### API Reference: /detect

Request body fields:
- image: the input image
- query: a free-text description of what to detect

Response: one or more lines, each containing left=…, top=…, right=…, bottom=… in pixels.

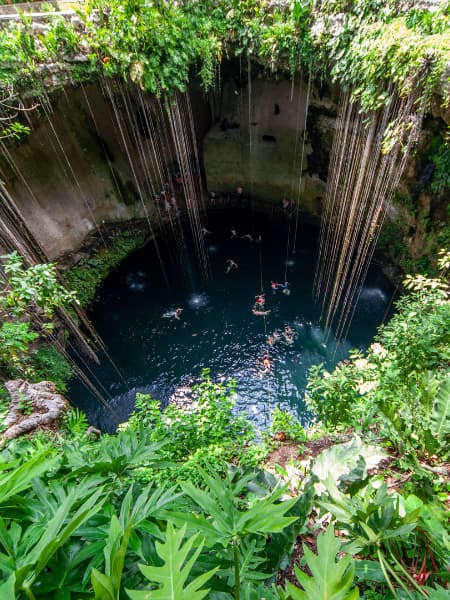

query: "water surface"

left=70, top=208, right=394, bottom=431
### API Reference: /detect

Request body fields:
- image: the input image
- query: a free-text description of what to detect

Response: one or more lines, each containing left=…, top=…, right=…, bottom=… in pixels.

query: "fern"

left=126, top=522, right=217, bottom=600
left=285, top=526, right=359, bottom=600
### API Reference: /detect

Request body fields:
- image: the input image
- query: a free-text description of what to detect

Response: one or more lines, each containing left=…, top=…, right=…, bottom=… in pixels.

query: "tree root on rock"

left=1, top=379, right=69, bottom=441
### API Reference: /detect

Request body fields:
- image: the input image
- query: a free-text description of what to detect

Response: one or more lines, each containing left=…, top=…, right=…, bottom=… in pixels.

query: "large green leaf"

left=126, top=522, right=217, bottom=600
left=180, top=467, right=298, bottom=545
left=285, top=526, right=359, bottom=600
left=0, top=450, right=58, bottom=506
left=431, top=375, right=450, bottom=441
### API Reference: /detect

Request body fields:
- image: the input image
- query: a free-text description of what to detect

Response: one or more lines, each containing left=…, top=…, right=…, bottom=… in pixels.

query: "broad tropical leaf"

left=285, top=526, right=359, bottom=600
left=431, top=375, right=450, bottom=441
left=126, top=522, right=217, bottom=600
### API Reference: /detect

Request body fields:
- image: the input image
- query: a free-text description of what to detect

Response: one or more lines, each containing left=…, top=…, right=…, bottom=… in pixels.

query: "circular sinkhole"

left=69, top=207, right=394, bottom=432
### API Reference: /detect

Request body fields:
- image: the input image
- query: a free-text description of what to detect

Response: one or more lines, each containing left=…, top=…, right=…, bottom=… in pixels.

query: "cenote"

left=69, top=206, right=394, bottom=432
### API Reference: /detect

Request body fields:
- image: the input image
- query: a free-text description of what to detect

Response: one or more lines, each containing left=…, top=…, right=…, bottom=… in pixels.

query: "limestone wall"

left=0, top=83, right=210, bottom=259
left=203, top=76, right=334, bottom=214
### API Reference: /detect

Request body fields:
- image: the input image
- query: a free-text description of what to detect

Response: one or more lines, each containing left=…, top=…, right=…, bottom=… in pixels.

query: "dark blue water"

left=70, top=208, right=394, bottom=432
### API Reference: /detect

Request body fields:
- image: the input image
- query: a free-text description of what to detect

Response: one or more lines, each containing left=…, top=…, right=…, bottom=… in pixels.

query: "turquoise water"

left=70, top=207, right=394, bottom=432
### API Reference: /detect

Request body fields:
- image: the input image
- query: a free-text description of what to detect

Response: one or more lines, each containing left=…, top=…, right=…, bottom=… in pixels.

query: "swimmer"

left=252, top=308, right=271, bottom=316
left=254, top=294, right=265, bottom=306
left=266, top=336, right=274, bottom=346
left=226, top=259, right=238, bottom=274
left=282, top=324, right=294, bottom=344
left=262, top=356, right=271, bottom=372
left=282, top=333, right=294, bottom=346
left=241, top=234, right=253, bottom=242
left=162, top=307, right=183, bottom=320
left=230, top=228, right=238, bottom=239
left=281, top=281, right=291, bottom=295
left=271, top=281, right=279, bottom=294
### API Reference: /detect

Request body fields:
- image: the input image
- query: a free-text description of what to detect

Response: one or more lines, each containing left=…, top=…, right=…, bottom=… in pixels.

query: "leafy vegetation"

left=0, top=252, right=75, bottom=386
left=65, top=228, right=148, bottom=306
left=0, top=2, right=448, bottom=598
left=0, top=1, right=447, bottom=115
left=0, top=365, right=448, bottom=598
left=307, top=251, right=450, bottom=463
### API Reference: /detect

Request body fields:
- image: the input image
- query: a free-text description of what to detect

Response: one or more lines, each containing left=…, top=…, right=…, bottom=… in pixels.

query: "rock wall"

left=203, top=74, right=335, bottom=213
left=0, top=82, right=210, bottom=259
left=0, top=69, right=446, bottom=273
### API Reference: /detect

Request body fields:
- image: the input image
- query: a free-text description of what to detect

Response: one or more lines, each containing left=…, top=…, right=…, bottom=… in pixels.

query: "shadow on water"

left=69, top=208, right=396, bottom=432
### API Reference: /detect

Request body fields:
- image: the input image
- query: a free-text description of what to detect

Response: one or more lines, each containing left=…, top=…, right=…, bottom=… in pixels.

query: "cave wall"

left=0, top=83, right=211, bottom=260
left=0, top=69, right=447, bottom=272
left=202, top=75, right=335, bottom=213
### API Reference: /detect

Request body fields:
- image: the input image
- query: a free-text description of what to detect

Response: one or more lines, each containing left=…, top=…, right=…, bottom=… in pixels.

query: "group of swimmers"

left=271, top=280, right=290, bottom=295
left=266, top=325, right=295, bottom=346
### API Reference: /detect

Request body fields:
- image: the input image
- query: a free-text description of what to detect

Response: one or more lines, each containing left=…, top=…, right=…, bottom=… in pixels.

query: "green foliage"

left=173, top=466, right=299, bottom=599
left=0, top=0, right=446, bottom=126
left=316, top=2, right=450, bottom=112
left=317, top=476, right=450, bottom=597
left=29, top=345, right=73, bottom=391
left=0, top=122, right=31, bottom=141
left=0, top=253, right=75, bottom=388
left=307, top=262, right=450, bottom=461
left=65, top=229, right=148, bottom=306
left=126, top=522, right=217, bottom=600
left=430, top=134, right=450, bottom=193
left=126, top=370, right=265, bottom=484
left=1, top=251, right=77, bottom=318
left=269, top=407, right=306, bottom=443
left=285, top=526, right=360, bottom=600
left=62, top=407, right=89, bottom=437
left=0, top=321, right=38, bottom=372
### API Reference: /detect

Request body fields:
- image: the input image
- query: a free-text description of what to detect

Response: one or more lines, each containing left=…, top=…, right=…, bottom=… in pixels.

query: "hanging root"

left=1, top=379, right=69, bottom=442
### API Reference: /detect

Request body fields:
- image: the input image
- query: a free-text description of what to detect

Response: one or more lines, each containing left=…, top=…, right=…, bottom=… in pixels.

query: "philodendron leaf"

left=126, top=522, right=217, bottom=600
left=431, top=375, right=450, bottom=441
left=285, top=526, right=360, bottom=600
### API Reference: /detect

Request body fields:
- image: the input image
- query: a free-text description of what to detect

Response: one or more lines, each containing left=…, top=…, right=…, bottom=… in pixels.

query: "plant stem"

left=377, top=548, right=400, bottom=600
left=233, top=538, right=240, bottom=600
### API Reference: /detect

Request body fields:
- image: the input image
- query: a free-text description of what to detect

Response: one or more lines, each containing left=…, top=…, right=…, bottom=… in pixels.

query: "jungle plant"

left=0, top=321, right=38, bottom=373
left=430, top=133, right=450, bottom=194
left=269, top=407, right=306, bottom=443
left=126, top=370, right=261, bottom=484
left=0, top=253, right=79, bottom=384
left=318, top=477, right=449, bottom=599
left=91, top=486, right=184, bottom=600
left=170, top=466, right=299, bottom=599
left=306, top=253, right=450, bottom=461
left=126, top=523, right=218, bottom=600
left=285, top=525, right=360, bottom=600
left=0, top=252, right=77, bottom=318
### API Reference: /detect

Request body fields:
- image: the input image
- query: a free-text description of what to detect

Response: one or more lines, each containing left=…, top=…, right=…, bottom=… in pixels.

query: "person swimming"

left=226, top=259, right=238, bottom=274
left=262, top=356, right=271, bottom=372
left=282, top=324, right=295, bottom=345
left=281, top=281, right=291, bottom=295
left=253, top=294, right=265, bottom=310
left=162, top=307, right=183, bottom=320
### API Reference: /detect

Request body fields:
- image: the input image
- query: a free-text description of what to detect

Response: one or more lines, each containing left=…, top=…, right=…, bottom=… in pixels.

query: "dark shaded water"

left=69, top=208, right=394, bottom=432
